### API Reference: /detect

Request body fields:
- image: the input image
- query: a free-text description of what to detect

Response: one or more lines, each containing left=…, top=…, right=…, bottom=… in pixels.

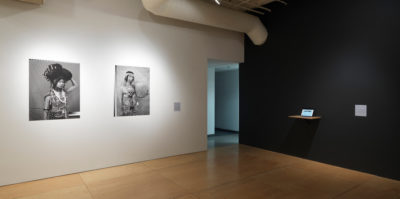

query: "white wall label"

left=355, top=105, right=367, bottom=117
left=174, top=102, right=181, bottom=112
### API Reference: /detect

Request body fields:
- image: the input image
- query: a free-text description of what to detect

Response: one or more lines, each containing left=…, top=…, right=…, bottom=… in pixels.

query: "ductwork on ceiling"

left=141, top=0, right=268, bottom=45
left=15, top=0, right=43, bottom=4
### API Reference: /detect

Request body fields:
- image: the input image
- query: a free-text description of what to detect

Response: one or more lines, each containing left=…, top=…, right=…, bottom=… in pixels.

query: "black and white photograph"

left=29, top=59, right=80, bottom=121
left=114, top=65, right=150, bottom=116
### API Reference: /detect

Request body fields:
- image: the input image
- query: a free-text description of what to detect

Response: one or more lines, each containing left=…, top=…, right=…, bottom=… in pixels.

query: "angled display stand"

left=288, top=115, right=321, bottom=120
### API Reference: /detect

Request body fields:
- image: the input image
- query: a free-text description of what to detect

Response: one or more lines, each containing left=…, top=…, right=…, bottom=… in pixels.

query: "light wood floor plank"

left=14, top=185, right=92, bottom=199
left=79, top=162, right=152, bottom=185
left=83, top=171, right=188, bottom=199
left=143, top=152, right=206, bottom=170
left=175, top=194, right=200, bottom=199
left=0, top=174, right=84, bottom=199
left=155, top=160, right=241, bottom=193
left=336, top=176, right=400, bottom=199
left=1, top=144, right=399, bottom=199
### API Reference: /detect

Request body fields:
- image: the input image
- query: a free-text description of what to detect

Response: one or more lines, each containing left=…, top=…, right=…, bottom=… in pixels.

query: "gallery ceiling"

left=202, top=0, right=287, bottom=15
left=14, top=0, right=286, bottom=16
left=209, top=59, right=239, bottom=72
left=14, top=0, right=285, bottom=45
left=16, top=0, right=43, bottom=4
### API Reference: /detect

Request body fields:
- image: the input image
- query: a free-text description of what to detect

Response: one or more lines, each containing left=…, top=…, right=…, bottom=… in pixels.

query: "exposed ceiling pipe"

left=141, top=0, right=268, bottom=45
left=15, top=0, right=43, bottom=5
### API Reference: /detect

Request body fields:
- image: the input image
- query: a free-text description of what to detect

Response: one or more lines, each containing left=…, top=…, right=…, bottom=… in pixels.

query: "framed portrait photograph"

left=114, top=65, right=150, bottom=116
left=29, top=59, right=80, bottom=121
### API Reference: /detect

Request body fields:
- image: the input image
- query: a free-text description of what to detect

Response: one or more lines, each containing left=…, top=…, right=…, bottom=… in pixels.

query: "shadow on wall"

left=280, top=119, right=320, bottom=158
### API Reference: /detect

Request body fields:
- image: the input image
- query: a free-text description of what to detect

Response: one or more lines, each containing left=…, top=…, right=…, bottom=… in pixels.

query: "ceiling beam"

left=16, top=0, right=43, bottom=5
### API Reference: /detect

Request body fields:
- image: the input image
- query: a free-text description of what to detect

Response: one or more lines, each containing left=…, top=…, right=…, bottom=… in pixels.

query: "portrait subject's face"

left=127, top=75, right=134, bottom=82
left=56, top=79, right=65, bottom=89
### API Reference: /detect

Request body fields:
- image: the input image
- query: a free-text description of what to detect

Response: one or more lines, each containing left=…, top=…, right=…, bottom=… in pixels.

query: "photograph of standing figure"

left=29, top=59, right=80, bottom=121
left=114, top=65, right=150, bottom=116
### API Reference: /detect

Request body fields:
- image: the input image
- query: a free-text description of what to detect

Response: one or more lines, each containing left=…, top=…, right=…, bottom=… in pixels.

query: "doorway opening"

left=207, top=59, right=239, bottom=149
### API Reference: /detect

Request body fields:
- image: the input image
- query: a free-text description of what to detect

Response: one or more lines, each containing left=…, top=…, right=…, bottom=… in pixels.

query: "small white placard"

left=174, top=102, right=181, bottom=112
left=355, top=105, right=367, bottom=117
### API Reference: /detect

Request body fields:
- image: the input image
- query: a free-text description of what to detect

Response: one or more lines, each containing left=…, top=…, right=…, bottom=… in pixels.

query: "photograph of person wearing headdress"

left=114, top=65, right=150, bottom=116
left=29, top=59, right=80, bottom=121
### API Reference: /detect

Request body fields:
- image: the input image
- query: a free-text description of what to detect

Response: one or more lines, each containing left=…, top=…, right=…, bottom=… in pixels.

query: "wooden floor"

left=1, top=144, right=399, bottom=199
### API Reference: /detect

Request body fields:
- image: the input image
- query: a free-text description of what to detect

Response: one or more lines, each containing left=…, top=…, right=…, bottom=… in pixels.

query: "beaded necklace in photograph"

left=52, top=89, right=67, bottom=104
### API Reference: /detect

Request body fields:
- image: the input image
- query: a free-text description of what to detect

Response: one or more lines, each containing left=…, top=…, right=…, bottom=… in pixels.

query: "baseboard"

left=215, top=128, right=239, bottom=133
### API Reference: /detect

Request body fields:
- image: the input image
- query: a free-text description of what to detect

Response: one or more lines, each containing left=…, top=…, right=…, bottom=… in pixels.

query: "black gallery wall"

left=240, top=0, right=400, bottom=180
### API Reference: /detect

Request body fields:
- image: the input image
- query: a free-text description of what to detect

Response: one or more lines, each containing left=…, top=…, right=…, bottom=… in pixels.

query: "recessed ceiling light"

left=214, top=0, right=221, bottom=5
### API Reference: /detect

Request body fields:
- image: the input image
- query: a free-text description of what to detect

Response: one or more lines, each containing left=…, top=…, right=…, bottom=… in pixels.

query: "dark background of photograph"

left=29, top=59, right=80, bottom=121
left=114, top=65, right=150, bottom=116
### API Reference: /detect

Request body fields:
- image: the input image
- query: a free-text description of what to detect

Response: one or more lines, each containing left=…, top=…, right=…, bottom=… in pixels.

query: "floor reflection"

left=208, top=130, right=238, bottom=149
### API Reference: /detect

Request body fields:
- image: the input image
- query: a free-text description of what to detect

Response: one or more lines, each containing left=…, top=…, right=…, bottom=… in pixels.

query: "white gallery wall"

left=0, top=0, right=244, bottom=186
